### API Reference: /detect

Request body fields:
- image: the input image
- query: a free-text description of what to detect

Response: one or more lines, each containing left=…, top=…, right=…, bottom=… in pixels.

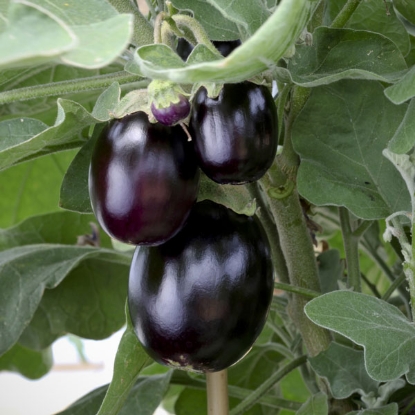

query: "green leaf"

left=170, top=0, right=239, bottom=41
left=385, top=66, right=415, bottom=104
left=23, top=0, right=133, bottom=69
left=388, top=98, right=415, bottom=154
left=0, top=99, right=97, bottom=171
left=293, top=80, right=410, bottom=220
left=394, top=0, right=415, bottom=26
left=296, top=393, right=328, bottom=415
left=57, top=373, right=172, bottom=415
left=198, top=173, right=254, bottom=215
left=60, top=15, right=133, bottom=69
left=0, top=3, right=76, bottom=70
left=317, top=249, right=343, bottom=293
left=309, top=343, right=379, bottom=399
left=135, top=0, right=312, bottom=83
left=0, top=151, right=77, bottom=228
left=0, top=117, right=48, bottom=151
left=19, top=256, right=130, bottom=349
left=346, top=0, right=410, bottom=56
left=0, top=244, right=129, bottom=356
left=59, top=136, right=96, bottom=214
left=97, top=303, right=152, bottom=415
left=0, top=210, right=112, bottom=250
left=347, top=403, right=399, bottom=415
left=206, top=0, right=270, bottom=36
left=91, top=82, right=121, bottom=121
left=304, top=291, right=415, bottom=384
left=276, top=27, right=407, bottom=87
left=0, top=342, right=52, bottom=379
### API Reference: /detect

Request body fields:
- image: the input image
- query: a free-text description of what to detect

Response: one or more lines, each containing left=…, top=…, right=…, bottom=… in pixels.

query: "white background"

left=0, top=331, right=168, bottom=415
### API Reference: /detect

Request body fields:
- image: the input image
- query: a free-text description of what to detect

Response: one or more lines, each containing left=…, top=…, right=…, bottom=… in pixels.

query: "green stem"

left=171, top=14, right=219, bottom=55
left=107, top=0, right=153, bottom=46
left=246, top=182, right=290, bottom=284
left=330, top=0, right=360, bottom=29
left=229, top=355, right=308, bottom=415
left=170, top=371, right=302, bottom=411
left=352, top=220, right=373, bottom=238
left=382, top=273, right=407, bottom=301
left=265, top=321, right=293, bottom=349
left=0, top=72, right=146, bottom=105
left=274, top=282, right=320, bottom=299
left=339, top=207, right=361, bottom=292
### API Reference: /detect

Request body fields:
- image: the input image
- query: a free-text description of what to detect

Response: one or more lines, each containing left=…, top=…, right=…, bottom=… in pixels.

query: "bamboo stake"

left=206, top=370, right=229, bottom=415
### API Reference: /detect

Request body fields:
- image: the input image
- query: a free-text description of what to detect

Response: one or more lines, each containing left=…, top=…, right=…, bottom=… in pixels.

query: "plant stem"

left=339, top=207, right=361, bottom=292
left=330, top=0, right=360, bottom=29
left=0, top=72, right=147, bottom=105
left=382, top=273, right=406, bottom=301
left=274, top=281, right=320, bottom=299
left=107, top=0, right=153, bottom=46
left=229, top=355, right=307, bottom=415
left=206, top=370, right=229, bottom=415
left=246, top=182, right=290, bottom=284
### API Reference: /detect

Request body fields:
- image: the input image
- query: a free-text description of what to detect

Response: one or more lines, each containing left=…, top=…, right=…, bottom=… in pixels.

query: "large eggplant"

left=128, top=200, right=274, bottom=372
left=88, top=111, right=200, bottom=245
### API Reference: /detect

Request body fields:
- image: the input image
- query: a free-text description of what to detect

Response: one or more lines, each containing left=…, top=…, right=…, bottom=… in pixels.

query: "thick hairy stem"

left=246, top=182, right=290, bottom=284
left=0, top=72, right=147, bottom=104
left=108, top=0, right=153, bottom=46
left=330, top=0, right=360, bottom=29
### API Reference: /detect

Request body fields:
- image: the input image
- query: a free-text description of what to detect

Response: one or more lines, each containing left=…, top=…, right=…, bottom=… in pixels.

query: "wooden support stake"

left=206, top=369, right=229, bottom=415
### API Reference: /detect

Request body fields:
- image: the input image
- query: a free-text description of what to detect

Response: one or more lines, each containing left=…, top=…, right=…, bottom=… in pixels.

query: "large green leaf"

left=0, top=244, right=129, bottom=356
left=296, top=393, right=328, bottom=415
left=385, top=66, right=415, bottom=104
left=206, top=0, right=270, bottom=36
left=0, top=99, right=96, bottom=171
left=170, top=0, right=239, bottom=41
left=292, top=80, right=410, bottom=220
left=0, top=0, right=133, bottom=70
left=388, top=98, right=415, bottom=154
left=305, top=291, right=415, bottom=384
left=134, top=0, right=312, bottom=83
left=309, top=343, right=379, bottom=399
left=0, top=342, right=52, bottom=379
left=0, top=3, right=76, bottom=70
left=348, top=403, right=399, bottom=415
left=0, top=210, right=111, bottom=250
left=276, top=27, right=407, bottom=87
left=346, top=0, right=410, bottom=56
left=0, top=150, right=77, bottom=228
left=19, top=256, right=130, bottom=349
left=57, top=373, right=172, bottom=415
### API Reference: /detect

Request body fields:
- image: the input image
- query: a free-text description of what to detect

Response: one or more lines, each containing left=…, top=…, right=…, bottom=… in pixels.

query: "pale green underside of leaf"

left=385, top=65, right=415, bottom=104
left=388, top=98, right=415, bottom=154
left=134, top=0, right=312, bottom=83
left=309, top=343, right=379, bottom=399
left=170, top=0, right=240, bottom=41
left=347, top=403, right=398, bottom=415
left=296, top=392, right=328, bottom=415
left=0, top=0, right=133, bottom=70
left=276, top=27, right=407, bottom=87
left=293, top=80, right=410, bottom=220
left=305, top=291, right=415, bottom=384
left=0, top=243, right=130, bottom=356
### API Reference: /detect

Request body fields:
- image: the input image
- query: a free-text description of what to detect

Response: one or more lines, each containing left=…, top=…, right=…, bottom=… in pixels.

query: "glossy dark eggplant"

left=88, top=111, right=200, bottom=245
left=128, top=200, right=274, bottom=373
left=190, top=81, right=278, bottom=184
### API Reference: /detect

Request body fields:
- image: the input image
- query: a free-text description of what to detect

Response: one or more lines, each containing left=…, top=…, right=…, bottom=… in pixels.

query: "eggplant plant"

left=1, top=0, right=415, bottom=415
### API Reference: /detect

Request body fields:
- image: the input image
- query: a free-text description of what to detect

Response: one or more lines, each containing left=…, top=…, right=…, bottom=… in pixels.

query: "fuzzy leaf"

left=293, top=80, right=410, bottom=220
left=305, top=291, right=415, bottom=384
left=309, top=343, right=379, bottom=399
